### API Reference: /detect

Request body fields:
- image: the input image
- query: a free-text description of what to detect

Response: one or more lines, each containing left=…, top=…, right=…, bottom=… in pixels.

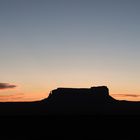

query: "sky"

left=0, top=0, right=140, bottom=101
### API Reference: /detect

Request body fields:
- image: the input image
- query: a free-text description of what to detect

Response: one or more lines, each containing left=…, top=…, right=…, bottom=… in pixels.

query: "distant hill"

left=42, top=86, right=117, bottom=115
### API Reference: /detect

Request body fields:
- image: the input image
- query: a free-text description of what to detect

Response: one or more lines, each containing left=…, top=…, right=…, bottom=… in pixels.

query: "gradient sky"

left=0, top=0, right=140, bottom=101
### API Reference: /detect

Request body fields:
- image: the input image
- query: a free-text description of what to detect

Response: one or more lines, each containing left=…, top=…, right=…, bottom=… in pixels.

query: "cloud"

left=113, top=94, right=140, bottom=98
left=0, top=93, right=41, bottom=102
left=0, top=93, right=24, bottom=102
left=0, top=83, right=17, bottom=90
left=111, top=94, right=140, bottom=101
left=121, top=94, right=140, bottom=97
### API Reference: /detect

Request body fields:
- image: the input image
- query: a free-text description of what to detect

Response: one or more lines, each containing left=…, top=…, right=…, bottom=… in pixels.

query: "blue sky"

left=0, top=0, right=140, bottom=101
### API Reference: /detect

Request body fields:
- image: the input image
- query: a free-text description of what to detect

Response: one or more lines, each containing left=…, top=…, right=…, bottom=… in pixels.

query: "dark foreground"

left=1, top=115, right=140, bottom=139
left=1, top=86, right=140, bottom=139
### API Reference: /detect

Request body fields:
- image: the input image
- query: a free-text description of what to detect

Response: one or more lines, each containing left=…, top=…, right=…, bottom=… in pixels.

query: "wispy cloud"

left=111, top=93, right=140, bottom=101
left=121, top=94, right=140, bottom=97
left=112, top=94, right=140, bottom=98
left=0, top=93, right=24, bottom=102
left=0, top=83, right=17, bottom=90
left=0, top=93, right=44, bottom=102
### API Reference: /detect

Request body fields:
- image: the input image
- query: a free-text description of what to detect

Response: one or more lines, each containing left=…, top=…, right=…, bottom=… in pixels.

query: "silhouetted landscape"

left=1, top=86, right=140, bottom=140
left=1, top=86, right=140, bottom=116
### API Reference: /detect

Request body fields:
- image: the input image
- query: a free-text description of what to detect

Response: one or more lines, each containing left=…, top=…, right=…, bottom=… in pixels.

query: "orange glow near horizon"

left=0, top=93, right=140, bottom=102
left=0, top=84, right=140, bottom=102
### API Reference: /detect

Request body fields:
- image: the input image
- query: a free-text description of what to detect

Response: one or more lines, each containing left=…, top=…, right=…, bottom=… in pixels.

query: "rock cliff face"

left=44, top=86, right=117, bottom=114
left=47, top=86, right=115, bottom=102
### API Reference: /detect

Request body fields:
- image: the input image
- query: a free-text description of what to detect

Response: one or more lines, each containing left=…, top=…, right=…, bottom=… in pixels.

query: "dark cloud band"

left=112, top=94, right=140, bottom=98
left=0, top=83, right=17, bottom=89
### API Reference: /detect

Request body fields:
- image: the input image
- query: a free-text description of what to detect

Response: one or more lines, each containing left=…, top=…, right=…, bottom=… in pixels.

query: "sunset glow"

left=0, top=0, right=140, bottom=102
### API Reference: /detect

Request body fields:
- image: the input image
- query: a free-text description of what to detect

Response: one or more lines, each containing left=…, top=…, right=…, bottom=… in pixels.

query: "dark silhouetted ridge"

left=42, top=86, right=118, bottom=115
left=1, top=86, right=140, bottom=116
left=45, top=86, right=114, bottom=102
